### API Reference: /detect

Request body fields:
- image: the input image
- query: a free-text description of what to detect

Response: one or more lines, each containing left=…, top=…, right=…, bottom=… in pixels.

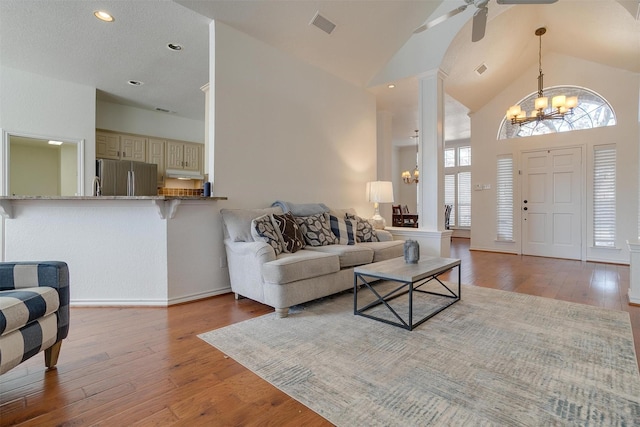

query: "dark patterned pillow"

left=346, top=213, right=379, bottom=242
left=329, top=215, right=357, bottom=245
left=295, top=213, right=339, bottom=246
left=272, top=212, right=305, bottom=253
left=251, top=214, right=284, bottom=255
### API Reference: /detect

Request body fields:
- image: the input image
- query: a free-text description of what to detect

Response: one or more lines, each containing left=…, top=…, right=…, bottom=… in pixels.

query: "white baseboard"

left=70, top=287, right=233, bottom=307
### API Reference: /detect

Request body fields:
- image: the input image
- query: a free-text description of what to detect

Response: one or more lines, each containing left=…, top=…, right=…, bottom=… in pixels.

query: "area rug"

left=199, top=284, right=640, bottom=426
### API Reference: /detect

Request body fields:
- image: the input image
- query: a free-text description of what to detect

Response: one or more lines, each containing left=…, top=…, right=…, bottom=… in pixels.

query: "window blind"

left=458, top=171, right=471, bottom=227
left=593, top=146, right=616, bottom=247
left=496, top=155, right=514, bottom=241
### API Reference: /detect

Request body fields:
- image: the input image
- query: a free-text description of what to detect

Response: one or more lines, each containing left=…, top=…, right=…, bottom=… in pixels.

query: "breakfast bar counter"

left=0, top=195, right=232, bottom=307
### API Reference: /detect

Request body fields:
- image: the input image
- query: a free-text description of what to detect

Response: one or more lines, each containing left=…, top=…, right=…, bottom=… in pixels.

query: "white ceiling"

left=1, top=0, right=638, bottom=145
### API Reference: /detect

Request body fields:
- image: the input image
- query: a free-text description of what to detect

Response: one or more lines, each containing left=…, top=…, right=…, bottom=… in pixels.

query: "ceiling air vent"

left=475, top=63, right=488, bottom=76
left=310, top=11, right=336, bottom=35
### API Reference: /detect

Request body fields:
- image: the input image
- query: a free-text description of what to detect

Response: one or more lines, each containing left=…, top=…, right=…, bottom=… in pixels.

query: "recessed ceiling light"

left=388, top=84, right=396, bottom=89
left=94, top=10, right=114, bottom=22
left=127, top=80, right=143, bottom=86
left=48, top=140, right=63, bottom=145
left=167, top=43, right=183, bottom=51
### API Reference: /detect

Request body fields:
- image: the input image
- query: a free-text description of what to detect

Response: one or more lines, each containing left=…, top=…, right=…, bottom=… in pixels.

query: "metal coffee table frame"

left=353, top=256, right=461, bottom=331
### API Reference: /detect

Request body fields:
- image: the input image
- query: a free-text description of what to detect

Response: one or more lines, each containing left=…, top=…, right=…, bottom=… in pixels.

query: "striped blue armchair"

left=0, top=261, right=70, bottom=375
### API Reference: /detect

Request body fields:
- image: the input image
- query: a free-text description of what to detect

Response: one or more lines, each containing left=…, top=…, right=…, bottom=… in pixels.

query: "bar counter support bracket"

left=153, top=199, right=181, bottom=220
left=0, top=200, right=13, bottom=219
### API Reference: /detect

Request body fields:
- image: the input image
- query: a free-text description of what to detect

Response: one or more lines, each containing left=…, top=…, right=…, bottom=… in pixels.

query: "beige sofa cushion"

left=221, top=207, right=283, bottom=242
left=305, top=245, right=374, bottom=268
left=358, top=240, right=404, bottom=263
left=262, top=250, right=340, bottom=285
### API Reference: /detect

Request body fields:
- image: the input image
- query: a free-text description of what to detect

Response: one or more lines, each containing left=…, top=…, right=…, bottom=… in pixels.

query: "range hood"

left=165, top=169, right=204, bottom=180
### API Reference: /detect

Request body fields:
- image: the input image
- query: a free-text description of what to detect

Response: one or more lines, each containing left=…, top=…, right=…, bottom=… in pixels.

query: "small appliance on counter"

left=96, top=159, right=158, bottom=196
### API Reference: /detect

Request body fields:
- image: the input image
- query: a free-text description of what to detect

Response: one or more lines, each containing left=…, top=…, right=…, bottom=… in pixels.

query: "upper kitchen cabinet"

left=147, top=138, right=166, bottom=186
left=167, top=141, right=201, bottom=172
left=96, top=130, right=146, bottom=161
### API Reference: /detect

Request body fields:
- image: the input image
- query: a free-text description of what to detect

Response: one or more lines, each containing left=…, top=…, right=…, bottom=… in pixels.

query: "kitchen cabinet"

left=96, top=131, right=146, bottom=161
left=166, top=141, right=201, bottom=172
left=147, top=138, right=166, bottom=186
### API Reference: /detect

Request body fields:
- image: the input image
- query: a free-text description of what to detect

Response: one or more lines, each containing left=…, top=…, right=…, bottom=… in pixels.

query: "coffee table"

left=353, top=256, right=461, bottom=330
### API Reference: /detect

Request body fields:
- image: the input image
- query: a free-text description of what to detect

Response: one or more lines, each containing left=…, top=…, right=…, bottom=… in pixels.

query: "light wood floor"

left=2, top=239, right=638, bottom=426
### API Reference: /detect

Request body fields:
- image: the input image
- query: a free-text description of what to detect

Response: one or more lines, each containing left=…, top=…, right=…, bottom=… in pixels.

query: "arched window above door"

left=498, top=86, right=616, bottom=140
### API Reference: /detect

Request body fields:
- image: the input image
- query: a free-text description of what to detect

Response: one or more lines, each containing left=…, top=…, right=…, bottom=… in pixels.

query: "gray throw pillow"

left=251, top=214, right=284, bottom=255
left=295, top=213, right=339, bottom=246
left=346, top=213, right=379, bottom=242
left=272, top=212, right=305, bottom=253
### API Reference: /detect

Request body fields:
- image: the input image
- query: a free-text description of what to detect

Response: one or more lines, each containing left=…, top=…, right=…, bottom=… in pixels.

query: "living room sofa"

left=221, top=202, right=404, bottom=317
left=0, top=261, right=70, bottom=375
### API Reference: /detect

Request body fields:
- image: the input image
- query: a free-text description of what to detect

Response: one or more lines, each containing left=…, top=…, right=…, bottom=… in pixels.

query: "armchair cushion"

left=0, top=261, right=69, bottom=375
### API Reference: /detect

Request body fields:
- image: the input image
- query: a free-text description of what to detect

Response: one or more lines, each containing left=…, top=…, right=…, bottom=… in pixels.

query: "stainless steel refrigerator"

left=96, top=159, right=158, bottom=196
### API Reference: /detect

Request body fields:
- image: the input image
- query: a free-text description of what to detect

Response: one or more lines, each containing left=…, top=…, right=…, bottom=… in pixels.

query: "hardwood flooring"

left=1, top=238, right=638, bottom=426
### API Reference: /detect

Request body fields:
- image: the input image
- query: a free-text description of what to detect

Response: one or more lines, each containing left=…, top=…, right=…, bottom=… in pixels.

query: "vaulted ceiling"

left=1, top=0, right=638, bottom=145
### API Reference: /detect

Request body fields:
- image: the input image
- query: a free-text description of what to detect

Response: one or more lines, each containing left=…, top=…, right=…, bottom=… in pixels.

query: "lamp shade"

left=367, top=181, right=394, bottom=204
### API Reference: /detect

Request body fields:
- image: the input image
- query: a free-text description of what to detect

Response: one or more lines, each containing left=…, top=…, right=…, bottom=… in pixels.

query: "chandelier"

left=401, top=130, right=419, bottom=184
left=506, top=27, right=577, bottom=126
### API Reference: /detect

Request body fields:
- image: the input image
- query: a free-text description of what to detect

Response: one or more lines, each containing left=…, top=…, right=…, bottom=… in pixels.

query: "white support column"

left=628, top=241, right=640, bottom=305
left=418, top=69, right=446, bottom=232
left=387, top=69, right=453, bottom=258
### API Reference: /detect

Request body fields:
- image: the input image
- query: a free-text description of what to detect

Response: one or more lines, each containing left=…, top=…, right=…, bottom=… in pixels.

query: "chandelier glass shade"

left=506, top=27, right=577, bottom=126
left=402, top=130, right=419, bottom=184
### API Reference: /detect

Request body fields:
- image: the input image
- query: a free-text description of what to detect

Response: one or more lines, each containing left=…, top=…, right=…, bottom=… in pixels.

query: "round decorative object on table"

left=404, top=240, right=420, bottom=264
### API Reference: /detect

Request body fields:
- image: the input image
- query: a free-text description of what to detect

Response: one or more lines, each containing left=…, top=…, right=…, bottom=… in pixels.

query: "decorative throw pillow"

left=346, top=213, right=379, bottom=243
left=295, top=213, right=339, bottom=246
left=271, top=212, right=305, bottom=253
left=251, top=214, right=284, bottom=255
left=329, top=214, right=357, bottom=245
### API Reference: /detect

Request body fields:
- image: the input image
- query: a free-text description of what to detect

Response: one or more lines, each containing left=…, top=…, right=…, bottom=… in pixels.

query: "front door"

left=521, top=147, right=582, bottom=260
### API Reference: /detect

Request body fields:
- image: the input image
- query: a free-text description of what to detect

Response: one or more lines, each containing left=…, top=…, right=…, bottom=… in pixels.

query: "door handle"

left=523, top=200, right=528, bottom=204
left=523, top=207, right=528, bottom=211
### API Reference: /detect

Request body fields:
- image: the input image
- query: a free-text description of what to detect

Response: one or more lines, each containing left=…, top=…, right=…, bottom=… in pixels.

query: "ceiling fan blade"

left=414, top=4, right=468, bottom=34
left=471, top=6, right=488, bottom=42
left=496, top=0, right=557, bottom=4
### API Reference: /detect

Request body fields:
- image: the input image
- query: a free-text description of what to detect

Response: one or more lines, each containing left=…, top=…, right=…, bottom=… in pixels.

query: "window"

left=496, top=155, right=514, bottom=241
left=444, top=145, right=471, bottom=228
left=593, top=145, right=616, bottom=248
left=498, top=86, right=616, bottom=140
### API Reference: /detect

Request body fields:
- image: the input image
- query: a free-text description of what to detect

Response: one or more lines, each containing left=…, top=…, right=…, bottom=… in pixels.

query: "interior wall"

left=96, top=100, right=205, bottom=144
left=0, top=66, right=95, bottom=195
left=212, top=21, right=377, bottom=214
left=9, top=143, right=59, bottom=196
left=470, top=53, right=639, bottom=264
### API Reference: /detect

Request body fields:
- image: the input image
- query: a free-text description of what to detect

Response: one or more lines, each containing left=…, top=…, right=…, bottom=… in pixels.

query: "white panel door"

left=521, top=147, right=582, bottom=259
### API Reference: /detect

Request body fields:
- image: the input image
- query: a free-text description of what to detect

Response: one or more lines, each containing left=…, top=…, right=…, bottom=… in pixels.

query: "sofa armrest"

left=376, top=229, right=395, bottom=242
left=0, top=261, right=70, bottom=340
left=223, top=239, right=277, bottom=303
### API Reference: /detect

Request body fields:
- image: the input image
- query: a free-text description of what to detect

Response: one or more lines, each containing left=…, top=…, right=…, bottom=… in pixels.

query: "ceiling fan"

left=413, top=0, right=558, bottom=42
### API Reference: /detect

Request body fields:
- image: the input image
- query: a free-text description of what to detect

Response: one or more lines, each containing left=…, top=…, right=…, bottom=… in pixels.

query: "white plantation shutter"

left=445, top=174, right=456, bottom=226
left=458, top=171, right=471, bottom=227
left=593, top=146, right=616, bottom=247
left=496, top=155, right=514, bottom=241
